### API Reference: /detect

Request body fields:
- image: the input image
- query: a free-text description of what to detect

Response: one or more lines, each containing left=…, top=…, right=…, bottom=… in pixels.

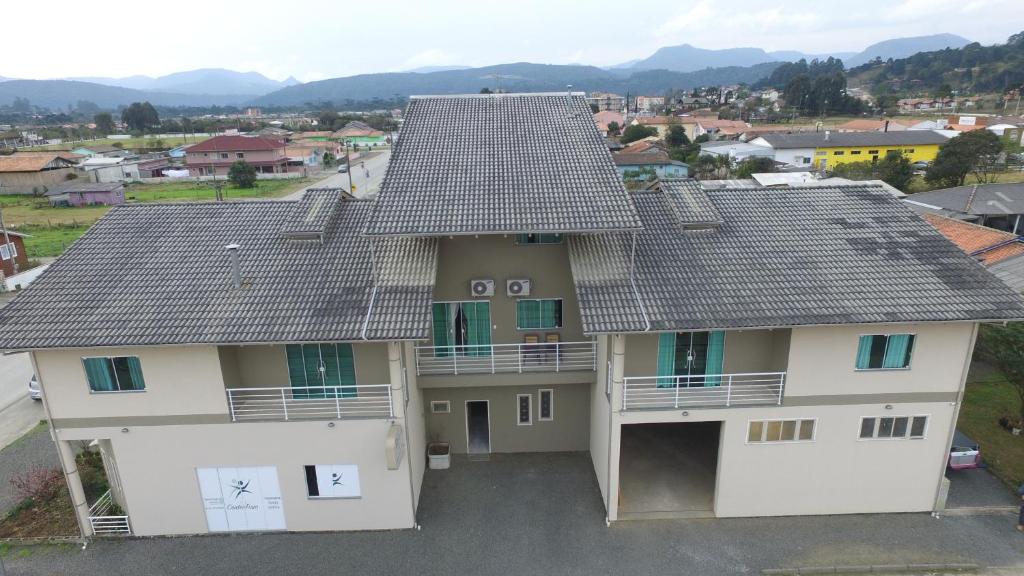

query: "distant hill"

left=406, top=65, right=473, bottom=73
left=0, top=79, right=249, bottom=109
left=66, top=68, right=292, bottom=96
left=843, top=33, right=971, bottom=67
left=252, top=61, right=782, bottom=106
left=626, top=44, right=851, bottom=72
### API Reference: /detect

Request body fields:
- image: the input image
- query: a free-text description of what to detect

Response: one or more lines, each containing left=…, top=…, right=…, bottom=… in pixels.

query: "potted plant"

left=427, top=440, right=450, bottom=470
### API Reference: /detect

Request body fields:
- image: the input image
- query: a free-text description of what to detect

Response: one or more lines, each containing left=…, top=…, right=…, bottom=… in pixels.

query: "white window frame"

left=516, top=393, right=532, bottom=426
left=430, top=400, right=451, bottom=414
left=854, top=333, right=916, bottom=372
left=858, top=415, right=929, bottom=441
left=745, top=418, right=817, bottom=444
left=538, top=389, right=554, bottom=421
left=0, top=241, right=16, bottom=261
left=219, top=152, right=229, bottom=159
left=303, top=464, right=362, bottom=500
left=515, top=298, right=564, bottom=330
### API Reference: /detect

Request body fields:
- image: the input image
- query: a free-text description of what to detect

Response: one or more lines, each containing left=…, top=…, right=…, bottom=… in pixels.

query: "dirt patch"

left=0, top=487, right=78, bottom=538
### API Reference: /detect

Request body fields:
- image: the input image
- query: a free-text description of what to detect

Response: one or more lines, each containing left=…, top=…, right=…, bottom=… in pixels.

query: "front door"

left=466, top=400, right=490, bottom=454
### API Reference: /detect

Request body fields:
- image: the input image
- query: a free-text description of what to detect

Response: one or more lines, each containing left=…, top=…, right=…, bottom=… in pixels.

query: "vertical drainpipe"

left=606, top=334, right=626, bottom=523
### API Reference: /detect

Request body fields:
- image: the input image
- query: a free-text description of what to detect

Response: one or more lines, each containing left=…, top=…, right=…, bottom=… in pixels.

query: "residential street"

left=284, top=150, right=390, bottom=200
left=0, top=352, right=44, bottom=450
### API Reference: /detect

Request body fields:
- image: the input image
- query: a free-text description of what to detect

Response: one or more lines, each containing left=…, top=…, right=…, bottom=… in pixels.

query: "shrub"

left=76, top=450, right=109, bottom=501
left=10, top=467, right=63, bottom=502
left=228, top=161, right=257, bottom=188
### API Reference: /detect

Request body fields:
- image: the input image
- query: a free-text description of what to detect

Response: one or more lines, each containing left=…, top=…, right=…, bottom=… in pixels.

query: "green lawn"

left=125, top=178, right=312, bottom=203
left=959, top=369, right=1024, bottom=489
left=906, top=170, right=1024, bottom=193
left=22, top=135, right=206, bottom=152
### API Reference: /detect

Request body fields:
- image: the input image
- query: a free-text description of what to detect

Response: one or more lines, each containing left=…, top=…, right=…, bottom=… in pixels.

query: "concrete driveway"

left=0, top=352, right=45, bottom=450
left=947, top=467, right=1020, bottom=509
left=4, top=452, right=1024, bottom=575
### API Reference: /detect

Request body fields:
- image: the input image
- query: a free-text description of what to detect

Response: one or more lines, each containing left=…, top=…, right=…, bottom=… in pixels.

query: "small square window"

left=910, top=416, right=927, bottom=438
left=859, top=417, right=875, bottom=439
left=747, top=421, right=764, bottom=442
left=236, top=152, right=245, bottom=159
left=798, top=420, right=815, bottom=441
left=781, top=420, right=797, bottom=441
left=219, top=152, right=229, bottom=159
left=765, top=421, right=783, bottom=442
left=430, top=400, right=450, bottom=414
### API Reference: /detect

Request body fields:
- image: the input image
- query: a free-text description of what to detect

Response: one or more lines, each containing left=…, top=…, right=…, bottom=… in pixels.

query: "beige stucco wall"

left=403, top=342, right=427, bottom=508
left=223, top=342, right=391, bottom=389
left=33, top=346, right=229, bottom=420
left=432, top=236, right=585, bottom=346
left=422, top=383, right=590, bottom=454
left=623, top=329, right=790, bottom=378
left=590, top=335, right=612, bottom=506
left=56, top=420, right=415, bottom=536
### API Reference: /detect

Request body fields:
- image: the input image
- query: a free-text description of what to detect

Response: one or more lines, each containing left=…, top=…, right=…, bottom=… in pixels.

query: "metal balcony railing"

left=88, top=489, right=131, bottom=535
left=414, top=341, right=597, bottom=375
left=622, top=372, right=786, bottom=410
left=226, top=384, right=394, bottom=422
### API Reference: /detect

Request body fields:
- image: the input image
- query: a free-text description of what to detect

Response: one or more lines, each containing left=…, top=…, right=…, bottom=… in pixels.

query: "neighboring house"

left=184, top=135, right=292, bottom=177
left=0, top=229, right=28, bottom=279
left=43, top=181, right=125, bottom=207
left=71, top=144, right=131, bottom=158
left=635, top=96, right=665, bottom=113
left=333, top=121, right=387, bottom=147
left=167, top=145, right=188, bottom=159
left=254, top=127, right=291, bottom=139
left=0, top=153, right=78, bottom=195
left=137, top=156, right=172, bottom=178
left=749, top=130, right=950, bottom=170
left=593, top=111, right=625, bottom=137
left=700, top=141, right=775, bottom=163
left=79, top=157, right=141, bottom=183
left=620, top=140, right=669, bottom=155
left=695, top=119, right=750, bottom=139
left=630, top=116, right=678, bottom=138
left=613, top=152, right=689, bottom=179
left=906, top=183, right=1024, bottom=233
left=922, top=213, right=1024, bottom=292
left=587, top=92, right=626, bottom=113
left=1, top=92, right=1022, bottom=539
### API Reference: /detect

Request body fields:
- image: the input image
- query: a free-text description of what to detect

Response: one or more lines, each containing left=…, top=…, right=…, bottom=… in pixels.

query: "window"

left=868, top=150, right=879, bottom=155
left=285, top=343, right=356, bottom=398
left=432, top=301, right=491, bottom=357
left=656, top=331, right=725, bottom=387
left=516, top=233, right=563, bottom=245
left=748, top=419, right=815, bottom=443
left=859, top=416, right=928, bottom=439
left=801, top=157, right=812, bottom=164
left=516, top=299, right=563, bottom=330
left=236, top=152, right=245, bottom=159
left=303, top=464, right=361, bottom=498
left=851, top=150, right=862, bottom=155
left=0, top=241, right=16, bottom=261
left=815, top=151, right=827, bottom=156
left=82, top=356, right=145, bottom=392
left=430, top=400, right=451, bottom=414
left=855, top=334, right=915, bottom=370
left=539, top=389, right=553, bottom=421
left=833, top=151, right=845, bottom=156
left=517, top=394, right=532, bottom=426
left=219, top=152, right=229, bottom=159
left=905, top=149, right=915, bottom=153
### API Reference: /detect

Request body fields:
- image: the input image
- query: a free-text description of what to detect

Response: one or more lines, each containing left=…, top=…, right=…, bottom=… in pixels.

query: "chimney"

left=225, top=244, right=241, bottom=289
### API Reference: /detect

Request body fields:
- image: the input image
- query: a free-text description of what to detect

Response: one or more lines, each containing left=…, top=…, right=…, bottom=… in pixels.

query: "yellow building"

left=750, top=131, right=950, bottom=170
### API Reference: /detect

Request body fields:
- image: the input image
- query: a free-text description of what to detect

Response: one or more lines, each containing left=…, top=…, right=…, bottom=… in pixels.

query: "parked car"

left=948, top=429, right=981, bottom=470
left=337, top=164, right=349, bottom=173
left=28, top=375, right=41, bottom=401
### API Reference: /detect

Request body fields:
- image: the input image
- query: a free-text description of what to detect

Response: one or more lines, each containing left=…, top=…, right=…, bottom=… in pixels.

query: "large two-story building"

left=749, top=130, right=950, bottom=170
left=0, top=93, right=1021, bottom=537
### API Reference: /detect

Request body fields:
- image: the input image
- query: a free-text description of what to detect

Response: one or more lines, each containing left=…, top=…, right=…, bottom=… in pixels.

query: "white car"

left=28, top=375, right=42, bottom=401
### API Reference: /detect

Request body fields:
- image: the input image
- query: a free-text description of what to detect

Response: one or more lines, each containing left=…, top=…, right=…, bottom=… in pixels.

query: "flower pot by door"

left=428, top=442, right=450, bottom=470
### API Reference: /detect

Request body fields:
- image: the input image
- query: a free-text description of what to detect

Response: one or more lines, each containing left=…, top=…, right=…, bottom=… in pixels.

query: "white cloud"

left=399, top=49, right=460, bottom=71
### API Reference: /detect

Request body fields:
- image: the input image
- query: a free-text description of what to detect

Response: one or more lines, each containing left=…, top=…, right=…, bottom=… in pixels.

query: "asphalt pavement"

left=0, top=352, right=45, bottom=450
left=284, top=150, right=390, bottom=201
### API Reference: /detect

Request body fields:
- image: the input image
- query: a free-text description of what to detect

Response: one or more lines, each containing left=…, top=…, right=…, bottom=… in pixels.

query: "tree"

left=975, top=323, right=1024, bottom=424
left=925, top=130, right=1004, bottom=187
left=322, top=151, right=336, bottom=167
left=479, top=87, right=493, bottom=94
left=832, top=155, right=916, bottom=191
left=317, top=110, right=340, bottom=130
left=94, top=112, right=115, bottom=135
left=228, top=161, right=257, bottom=188
left=606, top=121, right=621, bottom=137
left=665, top=124, right=689, bottom=147
left=11, top=97, right=31, bottom=113
left=620, top=124, right=658, bottom=144
left=734, top=156, right=776, bottom=178
left=121, top=102, right=159, bottom=132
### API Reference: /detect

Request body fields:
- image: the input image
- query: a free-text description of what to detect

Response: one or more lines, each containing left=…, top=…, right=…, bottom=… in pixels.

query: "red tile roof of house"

left=620, top=140, right=667, bottom=154
left=922, top=213, right=1024, bottom=265
left=184, top=135, right=284, bottom=153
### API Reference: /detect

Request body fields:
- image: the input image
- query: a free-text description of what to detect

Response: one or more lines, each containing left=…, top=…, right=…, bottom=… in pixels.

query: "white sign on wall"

left=196, top=466, right=286, bottom=532
left=307, top=464, right=362, bottom=499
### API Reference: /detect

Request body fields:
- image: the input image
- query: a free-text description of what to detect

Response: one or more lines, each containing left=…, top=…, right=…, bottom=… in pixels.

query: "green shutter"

left=539, top=299, right=558, bottom=329
left=517, top=234, right=531, bottom=244
left=286, top=345, right=307, bottom=388
left=83, top=358, right=116, bottom=392
left=705, top=331, right=725, bottom=386
left=656, top=333, right=677, bottom=388
left=125, top=357, right=145, bottom=391
left=882, top=334, right=913, bottom=369
left=517, top=300, right=540, bottom=329
left=321, top=344, right=341, bottom=387
left=464, top=302, right=491, bottom=356
left=337, top=343, right=357, bottom=397
left=302, top=344, right=324, bottom=398
left=431, top=303, right=452, bottom=357
left=855, top=335, right=874, bottom=369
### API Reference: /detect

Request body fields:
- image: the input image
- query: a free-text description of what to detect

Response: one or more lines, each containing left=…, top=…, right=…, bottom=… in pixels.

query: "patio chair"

left=523, top=334, right=540, bottom=365
left=544, top=333, right=561, bottom=366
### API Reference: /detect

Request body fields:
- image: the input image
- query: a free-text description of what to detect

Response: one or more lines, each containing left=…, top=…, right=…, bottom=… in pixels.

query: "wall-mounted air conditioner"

left=506, top=278, right=532, bottom=297
left=470, top=279, right=495, bottom=297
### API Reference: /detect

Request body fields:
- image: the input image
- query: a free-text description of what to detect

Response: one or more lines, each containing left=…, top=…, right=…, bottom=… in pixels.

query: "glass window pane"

left=859, top=418, right=875, bottom=439
left=781, top=420, right=797, bottom=441
left=878, top=417, right=895, bottom=438
left=798, top=420, right=814, bottom=441
left=869, top=336, right=887, bottom=369
left=83, top=358, right=116, bottom=392
left=748, top=421, right=764, bottom=442
left=910, top=416, right=927, bottom=438
left=766, top=421, right=783, bottom=442
left=892, top=417, right=909, bottom=438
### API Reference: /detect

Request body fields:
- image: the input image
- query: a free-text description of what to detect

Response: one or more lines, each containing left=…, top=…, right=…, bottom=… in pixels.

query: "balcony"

left=415, top=341, right=597, bottom=376
left=622, top=372, right=786, bottom=411
left=226, top=384, right=394, bottom=422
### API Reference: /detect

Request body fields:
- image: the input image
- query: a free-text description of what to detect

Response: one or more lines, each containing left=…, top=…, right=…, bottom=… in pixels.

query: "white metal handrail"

left=226, top=384, right=394, bottom=422
left=414, top=341, right=597, bottom=375
left=622, top=372, right=786, bottom=410
left=88, top=489, right=131, bottom=534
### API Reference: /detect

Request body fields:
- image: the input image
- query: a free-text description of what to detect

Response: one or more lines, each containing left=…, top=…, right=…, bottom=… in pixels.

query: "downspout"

left=360, top=239, right=380, bottom=340
left=628, top=232, right=651, bottom=332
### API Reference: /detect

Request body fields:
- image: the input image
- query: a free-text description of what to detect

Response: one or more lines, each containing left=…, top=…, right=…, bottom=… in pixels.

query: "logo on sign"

left=331, top=472, right=344, bottom=487
left=228, top=479, right=252, bottom=500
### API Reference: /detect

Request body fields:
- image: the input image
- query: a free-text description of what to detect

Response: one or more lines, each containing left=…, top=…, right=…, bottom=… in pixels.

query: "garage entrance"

left=618, top=421, right=721, bottom=519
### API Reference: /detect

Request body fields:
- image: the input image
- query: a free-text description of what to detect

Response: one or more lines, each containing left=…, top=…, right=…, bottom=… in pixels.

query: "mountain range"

left=0, top=33, right=977, bottom=109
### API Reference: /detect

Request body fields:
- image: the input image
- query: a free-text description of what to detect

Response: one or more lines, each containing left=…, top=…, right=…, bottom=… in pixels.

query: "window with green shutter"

left=516, top=299, right=562, bottom=329
left=286, top=343, right=357, bottom=398
left=516, top=233, right=563, bottom=245
left=430, top=301, right=492, bottom=357
left=82, top=356, right=145, bottom=392
left=655, top=331, right=725, bottom=388
left=855, top=334, right=915, bottom=370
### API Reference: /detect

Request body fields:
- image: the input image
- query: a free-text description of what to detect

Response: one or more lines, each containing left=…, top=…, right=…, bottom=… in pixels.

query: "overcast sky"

left=5, top=0, right=1022, bottom=82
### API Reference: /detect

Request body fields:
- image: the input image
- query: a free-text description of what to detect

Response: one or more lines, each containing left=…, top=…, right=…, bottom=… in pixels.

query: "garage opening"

left=618, top=421, right=720, bottom=519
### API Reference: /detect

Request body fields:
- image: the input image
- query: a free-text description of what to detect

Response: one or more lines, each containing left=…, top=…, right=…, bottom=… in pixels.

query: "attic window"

left=281, top=188, right=345, bottom=240
left=662, top=182, right=723, bottom=230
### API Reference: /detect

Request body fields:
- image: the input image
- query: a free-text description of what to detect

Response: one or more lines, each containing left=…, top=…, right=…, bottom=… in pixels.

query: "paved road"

left=0, top=352, right=45, bottom=450
left=284, top=150, right=390, bottom=201
left=0, top=423, right=58, bottom=514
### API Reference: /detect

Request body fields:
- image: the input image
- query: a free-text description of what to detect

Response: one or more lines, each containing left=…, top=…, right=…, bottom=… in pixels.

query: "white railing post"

left=725, top=374, right=733, bottom=407
left=777, top=372, right=785, bottom=405
left=491, top=347, right=495, bottom=374
left=280, top=388, right=289, bottom=421
left=335, top=389, right=342, bottom=419
left=592, top=340, right=597, bottom=370
left=388, top=385, right=394, bottom=418
left=556, top=342, right=560, bottom=372
left=453, top=348, right=459, bottom=375
left=227, top=390, right=236, bottom=422
left=518, top=345, right=523, bottom=373
left=622, top=378, right=628, bottom=410
left=674, top=376, right=681, bottom=408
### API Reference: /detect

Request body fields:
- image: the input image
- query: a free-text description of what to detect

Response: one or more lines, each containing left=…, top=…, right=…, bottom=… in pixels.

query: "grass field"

left=906, top=170, right=1024, bottom=193
left=0, top=177, right=314, bottom=256
left=960, top=368, right=1024, bottom=489
left=22, top=136, right=206, bottom=152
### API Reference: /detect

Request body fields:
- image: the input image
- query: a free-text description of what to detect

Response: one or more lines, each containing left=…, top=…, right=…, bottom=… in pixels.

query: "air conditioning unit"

left=469, top=279, right=495, bottom=297
left=506, top=278, right=532, bottom=297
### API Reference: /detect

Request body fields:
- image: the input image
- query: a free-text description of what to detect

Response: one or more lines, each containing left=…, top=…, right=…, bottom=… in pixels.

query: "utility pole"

left=0, top=204, right=17, bottom=276
left=345, top=140, right=354, bottom=195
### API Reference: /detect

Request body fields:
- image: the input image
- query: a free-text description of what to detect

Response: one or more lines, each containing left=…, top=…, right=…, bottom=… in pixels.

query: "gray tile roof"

left=0, top=193, right=437, bottom=350
left=365, top=93, right=642, bottom=236
left=909, top=183, right=1024, bottom=216
left=43, top=181, right=124, bottom=196
left=569, top=181, right=1024, bottom=334
left=661, top=179, right=722, bottom=228
left=755, top=130, right=950, bottom=149
left=989, top=253, right=1024, bottom=293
